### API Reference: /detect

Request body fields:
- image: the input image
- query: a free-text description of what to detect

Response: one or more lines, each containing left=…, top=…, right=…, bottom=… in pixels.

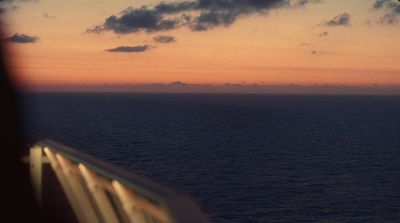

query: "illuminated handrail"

left=27, top=139, right=209, bottom=223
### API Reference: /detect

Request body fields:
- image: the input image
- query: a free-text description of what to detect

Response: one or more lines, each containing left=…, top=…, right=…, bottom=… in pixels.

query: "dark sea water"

left=22, top=93, right=400, bottom=223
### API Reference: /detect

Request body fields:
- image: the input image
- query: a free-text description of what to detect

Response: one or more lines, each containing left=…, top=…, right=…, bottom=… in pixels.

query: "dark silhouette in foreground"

left=0, top=42, right=51, bottom=222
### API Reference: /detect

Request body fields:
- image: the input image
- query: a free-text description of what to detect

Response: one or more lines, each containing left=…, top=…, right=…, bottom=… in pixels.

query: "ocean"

left=21, top=93, right=400, bottom=223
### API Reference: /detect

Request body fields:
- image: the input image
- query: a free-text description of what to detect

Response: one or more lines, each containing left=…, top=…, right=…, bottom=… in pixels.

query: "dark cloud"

left=189, top=0, right=289, bottom=30
left=318, top=31, right=328, bottom=36
left=0, top=0, right=36, bottom=14
left=87, top=0, right=318, bottom=34
left=153, top=35, right=176, bottom=43
left=92, top=7, right=184, bottom=34
left=324, top=12, right=350, bottom=26
left=373, top=0, right=392, bottom=9
left=4, top=33, right=38, bottom=43
left=105, top=45, right=150, bottom=53
left=296, top=0, right=318, bottom=6
left=154, top=1, right=197, bottom=14
left=373, top=0, right=400, bottom=25
left=0, top=4, right=18, bottom=14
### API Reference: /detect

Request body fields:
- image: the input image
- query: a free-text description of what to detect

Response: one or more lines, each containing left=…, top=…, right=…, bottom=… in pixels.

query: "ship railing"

left=23, top=139, right=209, bottom=223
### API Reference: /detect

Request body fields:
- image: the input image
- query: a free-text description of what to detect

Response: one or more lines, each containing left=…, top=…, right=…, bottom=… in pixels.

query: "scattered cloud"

left=43, top=13, right=56, bottom=19
left=4, top=33, right=38, bottom=43
left=169, top=81, right=186, bottom=86
left=311, top=50, right=329, bottom=55
left=153, top=35, right=176, bottom=43
left=373, top=0, right=392, bottom=9
left=324, top=12, right=351, bottom=26
left=380, top=13, right=398, bottom=24
left=87, top=0, right=319, bottom=34
left=0, top=4, right=18, bottom=14
left=0, top=0, right=38, bottom=3
left=318, top=31, right=329, bottom=36
left=0, top=0, right=36, bottom=14
left=373, top=0, right=400, bottom=25
left=105, top=45, right=150, bottom=53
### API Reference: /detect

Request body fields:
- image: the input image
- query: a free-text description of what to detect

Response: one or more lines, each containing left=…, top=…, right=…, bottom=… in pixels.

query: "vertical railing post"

left=44, top=147, right=87, bottom=223
left=79, top=164, right=120, bottom=223
left=112, top=181, right=149, bottom=223
left=30, top=146, right=43, bottom=205
left=56, top=154, right=101, bottom=223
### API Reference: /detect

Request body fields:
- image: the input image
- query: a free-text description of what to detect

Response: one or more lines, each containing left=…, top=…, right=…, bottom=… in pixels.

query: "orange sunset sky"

left=1, top=0, right=400, bottom=91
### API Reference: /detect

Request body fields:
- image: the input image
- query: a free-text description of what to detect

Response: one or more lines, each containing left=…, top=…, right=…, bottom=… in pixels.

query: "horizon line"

left=17, top=82, right=400, bottom=95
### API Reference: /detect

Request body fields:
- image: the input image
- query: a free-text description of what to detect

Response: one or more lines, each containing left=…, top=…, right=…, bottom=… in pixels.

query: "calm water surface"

left=22, top=93, right=400, bottom=223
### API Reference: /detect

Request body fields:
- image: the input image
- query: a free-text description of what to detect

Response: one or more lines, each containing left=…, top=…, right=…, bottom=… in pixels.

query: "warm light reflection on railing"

left=25, top=140, right=209, bottom=223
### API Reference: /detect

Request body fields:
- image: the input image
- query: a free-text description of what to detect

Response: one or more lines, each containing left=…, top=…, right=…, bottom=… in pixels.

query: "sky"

left=1, top=0, right=400, bottom=93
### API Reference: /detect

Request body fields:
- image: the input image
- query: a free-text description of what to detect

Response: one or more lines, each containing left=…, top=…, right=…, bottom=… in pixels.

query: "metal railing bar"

left=36, top=140, right=209, bottom=223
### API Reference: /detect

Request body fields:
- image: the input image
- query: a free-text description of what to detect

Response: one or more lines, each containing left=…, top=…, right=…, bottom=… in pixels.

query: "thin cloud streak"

left=153, top=35, right=176, bottom=43
left=4, top=33, right=38, bottom=43
left=311, top=50, right=330, bottom=55
left=324, top=12, right=350, bottom=26
left=42, top=13, right=56, bottom=19
left=105, top=45, right=150, bottom=53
